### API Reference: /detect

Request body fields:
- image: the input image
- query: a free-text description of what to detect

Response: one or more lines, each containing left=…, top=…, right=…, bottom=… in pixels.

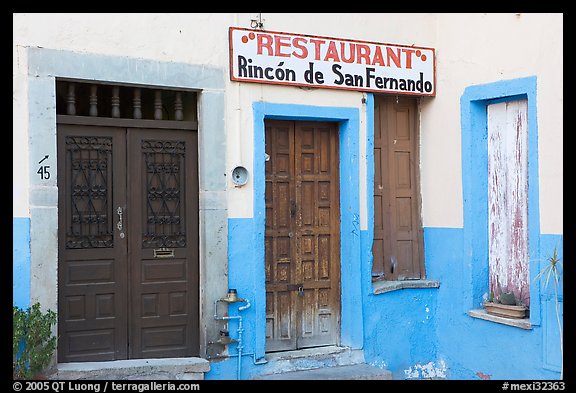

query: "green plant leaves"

left=13, top=303, right=57, bottom=380
left=533, top=243, right=563, bottom=379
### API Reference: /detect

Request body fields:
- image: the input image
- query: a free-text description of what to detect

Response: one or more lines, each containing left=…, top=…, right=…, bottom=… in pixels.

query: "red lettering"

left=324, top=41, right=340, bottom=62
left=402, top=48, right=415, bottom=69
left=371, top=46, right=385, bottom=66
left=386, top=47, right=401, bottom=68
left=254, top=32, right=420, bottom=71
left=257, top=34, right=274, bottom=56
left=309, top=39, right=326, bottom=61
left=340, top=42, right=355, bottom=63
left=275, top=35, right=291, bottom=57
left=356, top=44, right=371, bottom=64
left=292, top=37, right=308, bottom=59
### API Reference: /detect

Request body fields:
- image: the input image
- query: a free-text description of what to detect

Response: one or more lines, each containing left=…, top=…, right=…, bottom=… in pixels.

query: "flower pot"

left=483, top=301, right=527, bottom=319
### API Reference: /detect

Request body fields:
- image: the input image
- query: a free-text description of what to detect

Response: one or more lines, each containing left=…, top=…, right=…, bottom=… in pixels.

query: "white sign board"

left=229, top=27, right=436, bottom=96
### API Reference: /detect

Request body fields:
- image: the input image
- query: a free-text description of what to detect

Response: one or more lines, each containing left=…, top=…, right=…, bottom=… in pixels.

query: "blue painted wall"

left=208, top=102, right=364, bottom=380
left=359, top=77, right=562, bottom=380
left=215, top=219, right=562, bottom=380
left=12, top=74, right=561, bottom=380
left=208, top=77, right=562, bottom=380
left=361, top=229, right=440, bottom=379
left=13, top=217, right=31, bottom=309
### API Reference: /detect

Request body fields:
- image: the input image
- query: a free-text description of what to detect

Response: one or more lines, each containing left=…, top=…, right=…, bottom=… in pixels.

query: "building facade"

left=13, top=13, right=563, bottom=380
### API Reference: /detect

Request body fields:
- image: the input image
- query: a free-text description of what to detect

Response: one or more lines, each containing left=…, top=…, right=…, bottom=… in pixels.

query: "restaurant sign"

left=229, top=27, right=436, bottom=96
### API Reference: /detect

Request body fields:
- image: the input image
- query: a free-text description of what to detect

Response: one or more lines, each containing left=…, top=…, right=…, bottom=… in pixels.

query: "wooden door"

left=487, top=99, right=529, bottom=307
left=372, top=96, right=424, bottom=280
left=57, top=123, right=199, bottom=362
left=57, top=125, right=129, bottom=362
left=127, top=129, right=199, bottom=358
left=265, top=120, right=340, bottom=352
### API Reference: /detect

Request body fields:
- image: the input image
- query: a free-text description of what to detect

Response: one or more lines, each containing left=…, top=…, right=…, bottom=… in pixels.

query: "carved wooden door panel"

left=265, top=120, right=340, bottom=352
left=57, top=124, right=198, bottom=362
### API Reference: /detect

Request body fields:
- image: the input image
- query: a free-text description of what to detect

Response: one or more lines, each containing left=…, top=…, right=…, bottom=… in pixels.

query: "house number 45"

left=37, top=155, right=50, bottom=180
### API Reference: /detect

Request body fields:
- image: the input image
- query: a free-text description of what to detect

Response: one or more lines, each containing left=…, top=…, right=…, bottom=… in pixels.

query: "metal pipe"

left=225, top=352, right=268, bottom=365
left=236, top=314, right=243, bottom=379
left=213, top=296, right=254, bottom=379
left=234, top=299, right=250, bottom=380
left=238, top=299, right=251, bottom=312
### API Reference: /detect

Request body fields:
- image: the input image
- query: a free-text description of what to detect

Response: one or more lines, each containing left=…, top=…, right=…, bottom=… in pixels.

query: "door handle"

left=116, top=206, right=125, bottom=239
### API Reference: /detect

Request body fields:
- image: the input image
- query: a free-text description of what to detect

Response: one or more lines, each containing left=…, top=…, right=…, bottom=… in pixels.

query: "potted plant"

left=483, top=289, right=528, bottom=319
left=483, top=291, right=528, bottom=319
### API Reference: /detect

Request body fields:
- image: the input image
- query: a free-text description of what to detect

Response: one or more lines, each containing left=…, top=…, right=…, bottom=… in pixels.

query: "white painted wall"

left=13, top=13, right=563, bottom=233
left=425, top=12, right=563, bottom=232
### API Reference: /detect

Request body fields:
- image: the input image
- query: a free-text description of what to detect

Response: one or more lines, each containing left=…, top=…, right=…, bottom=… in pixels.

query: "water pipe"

left=213, top=294, right=256, bottom=380
left=235, top=300, right=250, bottom=380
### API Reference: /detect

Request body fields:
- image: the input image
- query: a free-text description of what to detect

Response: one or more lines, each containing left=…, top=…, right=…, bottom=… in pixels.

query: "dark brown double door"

left=265, top=120, right=340, bottom=352
left=57, top=123, right=199, bottom=362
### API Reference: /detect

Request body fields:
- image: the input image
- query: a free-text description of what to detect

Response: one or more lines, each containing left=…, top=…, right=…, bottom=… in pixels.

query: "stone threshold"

left=50, top=357, right=210, bottom=380
left=253, top=363, right=393, bottom=380
left=265, top=345, right=354, bottom=361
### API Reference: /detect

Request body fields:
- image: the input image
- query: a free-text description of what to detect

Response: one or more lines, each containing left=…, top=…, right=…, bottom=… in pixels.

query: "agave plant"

left=534, top=244, right=563, bottom=379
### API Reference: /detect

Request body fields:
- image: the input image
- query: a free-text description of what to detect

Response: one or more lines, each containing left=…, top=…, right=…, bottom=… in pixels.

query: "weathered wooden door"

left=264, top=120, right=340, bottom=352
left=487, top=99, right=529, bottom=307
left=57, top=123, right=199, bottom=362
left=372, top=95, right=424, bottom=280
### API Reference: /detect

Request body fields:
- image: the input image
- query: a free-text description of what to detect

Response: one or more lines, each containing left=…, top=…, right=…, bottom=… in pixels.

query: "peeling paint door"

left=57, top=122, right=199, bottom=362
left=488, top=99, right=529, bottom=306
left=264, top=120, right=340, bottom=352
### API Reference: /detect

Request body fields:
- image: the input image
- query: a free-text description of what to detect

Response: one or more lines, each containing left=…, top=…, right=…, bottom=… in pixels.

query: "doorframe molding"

left=24, top=47, right=227, bottom=362
left=460, top=76, right=541, bottom=323
left=263, top=120, right=342, bottom=351
left=247, top=102, right=363, bottom=360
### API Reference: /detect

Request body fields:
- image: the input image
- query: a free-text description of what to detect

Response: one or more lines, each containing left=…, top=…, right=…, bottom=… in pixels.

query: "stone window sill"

left=373, top=279, right=440, bottom=295
left=467, top=308, right=532, bottom=330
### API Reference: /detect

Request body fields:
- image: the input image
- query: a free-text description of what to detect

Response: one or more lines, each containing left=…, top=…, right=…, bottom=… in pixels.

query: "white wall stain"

left=404, top=360, right=447, bottom=379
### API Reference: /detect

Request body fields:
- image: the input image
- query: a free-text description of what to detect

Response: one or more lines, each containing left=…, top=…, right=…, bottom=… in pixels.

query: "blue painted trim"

left=13, top=217, right=31, bottom=309
left=460, top=76, right=541, bottom=324
left=252, top=102, right=362, bottom=358
left=363, top=94, right=375, bottom=292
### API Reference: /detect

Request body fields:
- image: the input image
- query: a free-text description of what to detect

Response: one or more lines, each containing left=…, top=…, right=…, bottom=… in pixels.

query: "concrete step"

left=253, top=363, right=393, bottom=380
left=50, top=357, right=210, bottom=380
left=259, top=345, right=365, bottom=375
